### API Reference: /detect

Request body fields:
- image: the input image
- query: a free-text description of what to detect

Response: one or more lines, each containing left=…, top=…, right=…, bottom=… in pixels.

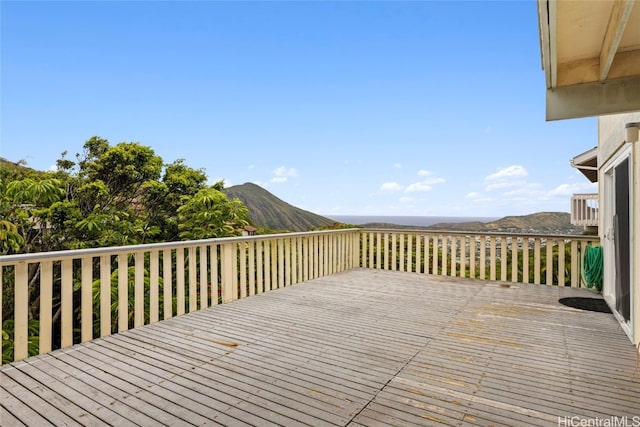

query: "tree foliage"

left=0, top=136, right=250, bottom=255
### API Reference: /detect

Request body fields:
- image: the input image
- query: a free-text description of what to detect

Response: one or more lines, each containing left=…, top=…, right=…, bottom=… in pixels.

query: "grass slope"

left=224, top=182, right=335, bottom=232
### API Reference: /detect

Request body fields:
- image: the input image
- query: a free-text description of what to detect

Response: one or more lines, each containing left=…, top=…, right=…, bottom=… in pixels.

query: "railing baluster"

left=500, top=238, right=508, bottom=282
left=479, top=237, right=486, bottom=280
left=199, top=245, right=208, bottom=308
left=256, top=240, right=264, bottom=294
left=61, top=258, right=74, bottom=346
left=264, top=240, right=272, bottom=290
left=81, top=256, right=93, bottom=342
left=511, top=239, right=518, bottom=283
left=188, top=247, right=197, bottom=312
left=489, top=237, right=497, bottom=281
left=523, top=237, right=530, bottom=284
left=135, top=251, right=145, bottom=327
left=469, top=235, right=477, bottom=279
left=399, top=234, right=404, bottom=272
left=534, top=238, right=541, bottom=284
left=284, top=238, right=290, bottom=287
left=40, top=260, right=53, bottom=352
left=450, top=235, right=457, bottom=277
left=431, top=235, right=438, bottom=275
left=249, top=241, right=256, bottom=296
left=221, top=242, right=234, bottom=303
left=459, top=236, right=466, bottom=278
left=240, top=242, right=248, bottom=298
left=14, top=262, right=29, bottom=360
left=278, top=239, right=285, bottom=288
left=546, top=239, right=554, bottom=286
left=163, top=249, right=174, bottom=316
left=558, top=240, right=566, bottom=287
left=150, top=250, right=159, bottom=323
left=176, top=249, right=185, bottom=315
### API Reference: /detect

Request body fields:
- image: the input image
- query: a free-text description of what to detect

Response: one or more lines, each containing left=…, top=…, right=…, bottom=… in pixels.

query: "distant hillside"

left=362, top=212, right=583, bottom=235
left=428, top=212, right=581, bottom=234
left=224, top=183, right=335, bottom=232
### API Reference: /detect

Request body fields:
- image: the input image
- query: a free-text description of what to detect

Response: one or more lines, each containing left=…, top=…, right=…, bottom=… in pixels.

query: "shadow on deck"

left=1, top=269, right=638, bottom=426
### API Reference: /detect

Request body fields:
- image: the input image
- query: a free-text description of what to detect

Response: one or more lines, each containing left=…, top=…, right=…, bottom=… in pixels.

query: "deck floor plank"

left=2, top=268, right=639, bottom=426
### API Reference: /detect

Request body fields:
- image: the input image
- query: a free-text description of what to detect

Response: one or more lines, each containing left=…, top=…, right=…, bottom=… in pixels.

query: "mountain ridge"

left=223, top=182, right=336, bottom=232
left=362, top=212, right=583, bottom=235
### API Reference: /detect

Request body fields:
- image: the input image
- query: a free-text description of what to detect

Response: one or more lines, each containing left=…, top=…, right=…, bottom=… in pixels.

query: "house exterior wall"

left=598, top=112, right=639, bottom=345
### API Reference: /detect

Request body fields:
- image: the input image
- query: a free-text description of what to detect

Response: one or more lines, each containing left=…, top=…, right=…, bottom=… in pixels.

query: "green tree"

left=177, top=188, right=249, bottom=240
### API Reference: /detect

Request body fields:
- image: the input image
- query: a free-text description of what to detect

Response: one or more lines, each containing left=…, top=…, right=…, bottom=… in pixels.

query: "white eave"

left=570, top=146, right=598, bottom=183
left=538, top=0, right=640, bottom=120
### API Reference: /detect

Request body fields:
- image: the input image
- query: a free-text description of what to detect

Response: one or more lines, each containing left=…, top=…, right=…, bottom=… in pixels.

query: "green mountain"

left=224, top=182, right=336, bottom=232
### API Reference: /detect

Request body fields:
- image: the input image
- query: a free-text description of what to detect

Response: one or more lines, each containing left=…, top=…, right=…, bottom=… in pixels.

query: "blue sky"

left=1, top=1, right=597, bottom=218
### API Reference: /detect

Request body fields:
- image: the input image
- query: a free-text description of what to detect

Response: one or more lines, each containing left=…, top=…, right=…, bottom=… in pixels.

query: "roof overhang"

left=570, top=146, right=598, bottom=182
left=537, top=0, right=640, bottom=121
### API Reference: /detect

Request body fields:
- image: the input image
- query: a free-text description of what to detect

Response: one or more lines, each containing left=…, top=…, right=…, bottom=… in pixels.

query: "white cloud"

left=423, top=177, right=445, bottom=185
left=393, top=163, right=403, bottom=169
left=268, top=165, right=299, bottom=184
left=486, top=165, right=528, bottom=181
left=399, top=196, right=413, bottom=203
left=465, top=192, right=481, bottom=199
left=485, top=180, right=525, bottom=192
left=547, top=182, right=597, bottom=197
left=405, top=182, right=433, bottom=192
left=404, top=175, right=445, bottom=193
left=48, top=164, right=58, bottom=172
left=380, top=182, right=404, bottom=192
left=273, top=166, right=298, bottom=177
left=247, top=164, right=255, bottom=169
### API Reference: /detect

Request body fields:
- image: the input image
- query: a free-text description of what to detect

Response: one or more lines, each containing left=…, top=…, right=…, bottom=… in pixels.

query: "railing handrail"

left=0, top=228, right=361, bottom=263
left=571, top=193, right=598, bottom=198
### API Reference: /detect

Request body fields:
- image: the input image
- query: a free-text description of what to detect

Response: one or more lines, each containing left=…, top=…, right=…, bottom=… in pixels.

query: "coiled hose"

left=583, top=245, right=603, bottom=291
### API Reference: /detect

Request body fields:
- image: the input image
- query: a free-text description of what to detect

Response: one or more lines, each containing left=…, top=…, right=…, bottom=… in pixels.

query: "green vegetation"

left=0, top=137, right=250, bottom=254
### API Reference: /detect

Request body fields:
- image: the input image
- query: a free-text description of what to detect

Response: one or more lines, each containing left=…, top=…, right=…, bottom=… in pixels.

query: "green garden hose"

left=583, top=246, right=603, bottom=291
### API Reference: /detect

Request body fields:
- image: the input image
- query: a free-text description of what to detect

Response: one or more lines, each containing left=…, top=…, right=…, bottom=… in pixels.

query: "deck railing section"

left=359, top=229, right=599, bottom=287
left=0, top=229, right=360, bottom=364
left=570, top=193, right=599, bottom=227
left=1, top=228, right=600, bottom=364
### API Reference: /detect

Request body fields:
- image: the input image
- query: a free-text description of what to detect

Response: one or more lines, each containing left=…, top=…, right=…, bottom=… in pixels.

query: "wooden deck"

left=2, top=269, right=639, bottom=426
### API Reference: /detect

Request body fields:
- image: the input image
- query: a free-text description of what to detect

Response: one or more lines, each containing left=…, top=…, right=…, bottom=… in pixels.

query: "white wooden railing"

left=571, top=193, right=599, bottom=227
left=0, top=230, right=360, bottom=364
left=1, top=229, right=599, bottom=364
left=359, top=229, right=599, bottom=286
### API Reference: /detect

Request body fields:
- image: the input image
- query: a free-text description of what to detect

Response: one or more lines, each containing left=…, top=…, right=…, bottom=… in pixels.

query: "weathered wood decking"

left=2, top=269, right=639, bottom=426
